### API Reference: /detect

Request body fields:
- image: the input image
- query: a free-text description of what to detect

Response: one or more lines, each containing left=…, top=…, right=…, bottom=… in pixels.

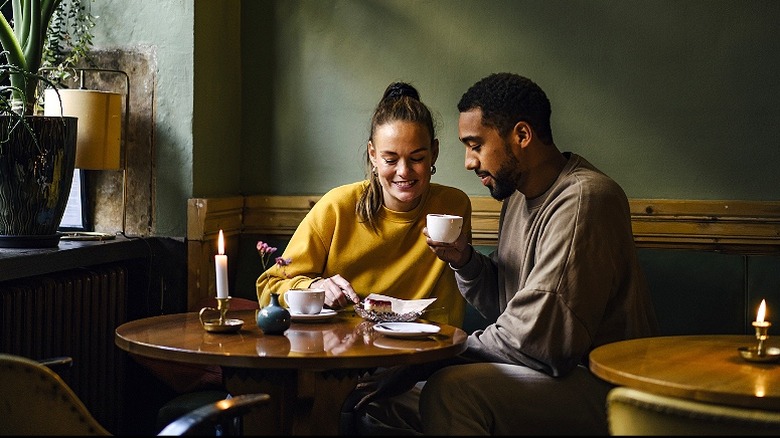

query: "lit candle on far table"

left=215, top=230, right=229, bottom=299
left=754, top=299, right=770, bottom=328
left=753, top=299, right=771, bottom=356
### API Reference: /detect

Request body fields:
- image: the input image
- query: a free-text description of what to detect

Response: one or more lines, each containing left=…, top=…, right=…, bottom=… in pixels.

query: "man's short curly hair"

left=457, top=73, right=554, bottom=145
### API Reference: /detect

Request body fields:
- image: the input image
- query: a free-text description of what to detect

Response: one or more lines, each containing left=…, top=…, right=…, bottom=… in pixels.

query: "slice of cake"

left=364, top=298, right=393, bottom=314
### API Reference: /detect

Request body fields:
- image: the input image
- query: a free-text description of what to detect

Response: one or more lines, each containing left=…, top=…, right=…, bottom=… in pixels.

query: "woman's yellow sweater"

left=256, top=181, right=472, bottom=327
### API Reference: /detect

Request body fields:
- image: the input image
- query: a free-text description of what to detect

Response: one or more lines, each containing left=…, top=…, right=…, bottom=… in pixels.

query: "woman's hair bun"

left=382, top=82, right=420, bottom=102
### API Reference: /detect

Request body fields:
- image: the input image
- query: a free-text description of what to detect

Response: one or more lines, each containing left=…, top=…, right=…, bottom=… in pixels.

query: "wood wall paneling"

left=186, top=195, right=780, bottom=309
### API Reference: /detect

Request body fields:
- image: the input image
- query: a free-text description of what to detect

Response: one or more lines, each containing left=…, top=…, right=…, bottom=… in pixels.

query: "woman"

left=257, top=82, right=471, bottom=327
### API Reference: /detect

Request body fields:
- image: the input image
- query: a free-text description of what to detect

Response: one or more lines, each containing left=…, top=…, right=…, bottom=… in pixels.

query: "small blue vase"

left=256, top=292, right=291, bottom=335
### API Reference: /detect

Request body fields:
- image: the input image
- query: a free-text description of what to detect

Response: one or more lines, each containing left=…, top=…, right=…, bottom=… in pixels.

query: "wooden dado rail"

left=186, top=195, right=780, bottom=310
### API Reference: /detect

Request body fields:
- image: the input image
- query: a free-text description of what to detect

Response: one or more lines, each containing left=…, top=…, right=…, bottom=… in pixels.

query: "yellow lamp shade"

left=44, top=89, right=123, bottom=170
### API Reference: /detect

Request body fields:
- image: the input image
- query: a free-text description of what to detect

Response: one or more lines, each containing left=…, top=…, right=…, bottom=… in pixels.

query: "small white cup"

left=284, top=288, right=326, bottom=314
left=426, top=214, right=463, bottom=243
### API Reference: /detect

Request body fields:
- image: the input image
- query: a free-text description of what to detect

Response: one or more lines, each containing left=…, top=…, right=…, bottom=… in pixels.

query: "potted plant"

left=0, top=0, right=78, bottom=247
left=41, top=0, right=96, bottom=88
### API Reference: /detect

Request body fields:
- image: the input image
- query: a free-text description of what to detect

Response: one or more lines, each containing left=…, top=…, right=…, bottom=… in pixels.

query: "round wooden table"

left=115, top=309, right=467, bottom=435
left=589, top=335, right=780, bottom=411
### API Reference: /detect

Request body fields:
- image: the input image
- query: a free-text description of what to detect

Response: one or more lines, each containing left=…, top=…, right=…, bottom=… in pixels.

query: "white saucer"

left=290, top=308, right=337, bottom=323
left=373, top=322, right=440, bottom=338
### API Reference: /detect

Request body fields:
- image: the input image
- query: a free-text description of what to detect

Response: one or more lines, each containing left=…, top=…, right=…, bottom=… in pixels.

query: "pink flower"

left=256, top=240, right=278, bottom=271
left=257, top=241, right=293, bottom=278
left=275, top=256, right=293, bottom=278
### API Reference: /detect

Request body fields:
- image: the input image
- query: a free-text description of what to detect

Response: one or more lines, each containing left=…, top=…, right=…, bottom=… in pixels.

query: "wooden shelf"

left=0, top=235, right=156, bottom=282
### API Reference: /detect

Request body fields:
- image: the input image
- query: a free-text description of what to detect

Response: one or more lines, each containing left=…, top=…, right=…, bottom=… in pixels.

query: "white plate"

left=373, top=322, right=440, bottom=338
left=290, top=308, right=337, bottom=323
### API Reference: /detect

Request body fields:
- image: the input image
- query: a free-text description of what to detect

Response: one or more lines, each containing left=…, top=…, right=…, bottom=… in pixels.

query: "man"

left=350, top=73, right=658, bottom=435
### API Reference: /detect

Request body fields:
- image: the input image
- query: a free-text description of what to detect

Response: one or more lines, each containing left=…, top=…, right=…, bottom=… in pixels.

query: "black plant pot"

left=0, top=115, right=78, bottom=248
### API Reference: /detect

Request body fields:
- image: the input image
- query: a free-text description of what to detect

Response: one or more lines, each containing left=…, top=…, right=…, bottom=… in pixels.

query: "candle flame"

left=218, top=229, right=225, bottom=255
left=757, top=299, right=767, bottom=323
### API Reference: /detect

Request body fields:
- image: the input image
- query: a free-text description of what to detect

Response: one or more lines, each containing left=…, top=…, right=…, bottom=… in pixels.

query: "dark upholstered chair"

left=607, top=386, right=780, bottom=436
left=0, top=353, right=270, bottom=436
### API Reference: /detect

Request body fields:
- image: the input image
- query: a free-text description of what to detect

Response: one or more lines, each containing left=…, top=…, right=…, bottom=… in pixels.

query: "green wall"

left=193, top=0, right=242, bottom=199
left=92, top=0, right=197, bottom=236
left=242, top=0, right=780, bottom=202
left=93, top=0, right=780, bottom=237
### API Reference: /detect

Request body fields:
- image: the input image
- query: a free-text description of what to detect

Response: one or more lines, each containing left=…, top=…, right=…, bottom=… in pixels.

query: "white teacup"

left=284, top=288, right=326, bottom=314
left=426, top=214, right=463, bottom=243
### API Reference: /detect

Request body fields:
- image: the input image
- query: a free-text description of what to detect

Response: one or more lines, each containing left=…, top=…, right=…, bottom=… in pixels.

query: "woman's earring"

left=430, top=165, right=437, bottom=175
left=372, top=166, right=378, bottom=175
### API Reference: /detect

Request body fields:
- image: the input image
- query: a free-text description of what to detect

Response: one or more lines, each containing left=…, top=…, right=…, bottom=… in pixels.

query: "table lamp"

left=42, top=68, right=130, bottom=240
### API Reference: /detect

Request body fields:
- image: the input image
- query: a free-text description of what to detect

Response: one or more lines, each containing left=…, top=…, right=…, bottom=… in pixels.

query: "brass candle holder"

left=199, top=296, right=244, bottom=333
left=754, top=320, right=771, bottom=356
left=738, top=320, right=780, bottom=363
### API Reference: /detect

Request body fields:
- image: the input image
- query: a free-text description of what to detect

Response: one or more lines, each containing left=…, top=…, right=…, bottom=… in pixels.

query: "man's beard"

left=487, top=144, right=521, bottom=201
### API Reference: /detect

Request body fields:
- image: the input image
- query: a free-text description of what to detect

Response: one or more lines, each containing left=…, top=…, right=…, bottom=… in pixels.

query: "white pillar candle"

left=215, top=230, right=229, bottom=299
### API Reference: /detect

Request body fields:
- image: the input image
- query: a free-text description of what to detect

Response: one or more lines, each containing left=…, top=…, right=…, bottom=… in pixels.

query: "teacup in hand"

left=426, top=214, right=463, bottom=243
left=284, top=288, right=326, bottom=314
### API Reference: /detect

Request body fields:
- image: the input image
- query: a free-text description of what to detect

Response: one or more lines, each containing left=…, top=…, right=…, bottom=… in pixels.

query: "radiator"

left=0, top=263, right=128, bottom=433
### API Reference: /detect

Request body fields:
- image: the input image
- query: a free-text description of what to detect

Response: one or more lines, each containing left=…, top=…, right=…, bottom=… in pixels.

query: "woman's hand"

left=311, top=274, right=360, bottom=309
